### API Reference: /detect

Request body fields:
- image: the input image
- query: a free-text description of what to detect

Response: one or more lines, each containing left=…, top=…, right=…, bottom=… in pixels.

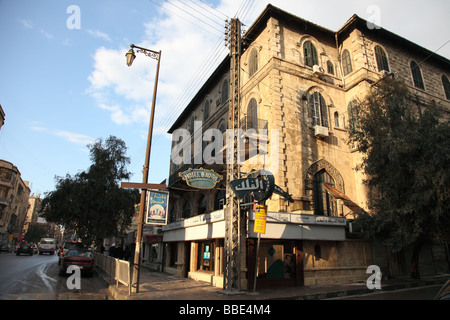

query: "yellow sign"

left=254, top=205, right=267, bottom=234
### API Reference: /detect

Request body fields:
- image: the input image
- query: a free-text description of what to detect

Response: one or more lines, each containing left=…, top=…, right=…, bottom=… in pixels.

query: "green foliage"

left=349, top=77, right=450, bottom=252
left=40, top=136, right=139, bottom=242
left=24, top=224, right=48, bottom=242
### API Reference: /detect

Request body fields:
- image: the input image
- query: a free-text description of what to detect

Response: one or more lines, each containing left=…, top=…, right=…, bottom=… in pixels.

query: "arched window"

left=313, top=169, right=337, bottom=216
left=347, top=100, right=360, bottom=132
left=374, top=45, right=390, bottom=72
left=442, top=75, right=450, bottom=100
left=309, top=92, right=328, bottom=127
left=182, top=201, right=190, bottom=219
left=198, top=194, right=207, bottom=215
left=304, top=41, right=318, bottom=67
left=203, top=99, right=210, bottom=122
left=327, top=60, right=334, bottom=75
left=410, top=61, right=425, bottom=90
left=342, top=49, right=353, bottom=76
left=249, top=48, right=258, bottom=77
left=221, top=79, right=229, bottom=104
left=247, top=98, right=258, bottom=130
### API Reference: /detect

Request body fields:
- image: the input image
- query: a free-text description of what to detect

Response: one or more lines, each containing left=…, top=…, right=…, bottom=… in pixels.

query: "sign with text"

left=179, top=167, right=223, bottom=189
left=146, top=190, right=169, bottom=225
left=254, top=204, right=267, bottom=234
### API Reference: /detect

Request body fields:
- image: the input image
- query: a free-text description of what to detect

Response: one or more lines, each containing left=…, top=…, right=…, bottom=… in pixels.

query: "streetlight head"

left=126, top=48, right=136, bottom=67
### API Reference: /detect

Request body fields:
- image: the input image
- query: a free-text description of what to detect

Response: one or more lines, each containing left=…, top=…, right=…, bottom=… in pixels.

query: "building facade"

left=0, top=159, right=31, bottom=244
left=162, top=5, right=450, bottom=289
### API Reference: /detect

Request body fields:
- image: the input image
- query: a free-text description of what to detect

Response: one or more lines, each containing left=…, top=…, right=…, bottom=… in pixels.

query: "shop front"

left=162, top=208, right=353, bottom=290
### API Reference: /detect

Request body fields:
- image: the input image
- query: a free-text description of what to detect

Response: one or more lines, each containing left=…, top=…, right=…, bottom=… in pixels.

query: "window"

left=221, top=79, right=229, bottom=104
left=309, top=92, right=328, bottom=127
left=313, top=169, right=337, bottom=216
left=189, top=115, right=195, bottom=134
left=247, top=98, right=258, bottom=130
left=249, top=48, right=258, bottom=77
left=410, top=61, right=425, bottom=90
left=374, top=45, right=390, bottom=72
left=334, top=111, right=340, bottom=128
left=342, top=49, right=353, bottom=76
left=182, top=201, right=190, bottom=219
left=347, top=100, right=360, bottom=132
left=214, top=185, right=226, bottom=210
left=442, top=75, right=450, bottom=100
left=203, top=99, right=210, bottom=122
left=327, top=60, right=334, bottom=75
left=304, top=41, right=318, bottom=67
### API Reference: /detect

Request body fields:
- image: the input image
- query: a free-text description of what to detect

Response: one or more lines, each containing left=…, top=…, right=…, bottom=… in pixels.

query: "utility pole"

left=125, top=44, right=161, bottom=294
left=223, top=18, right=242, bottom=292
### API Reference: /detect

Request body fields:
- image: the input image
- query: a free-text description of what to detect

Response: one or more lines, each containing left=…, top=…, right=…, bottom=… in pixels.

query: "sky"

left=0, top=0, right=449, bottom=196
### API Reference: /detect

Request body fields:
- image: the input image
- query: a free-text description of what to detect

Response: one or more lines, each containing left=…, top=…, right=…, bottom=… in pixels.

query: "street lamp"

left=126, top=48, right=136, bottom=67
left=125, top=44, right=161, bottom=294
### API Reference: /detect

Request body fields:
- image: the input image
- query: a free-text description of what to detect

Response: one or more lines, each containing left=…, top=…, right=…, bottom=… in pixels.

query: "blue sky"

left=0, top=0, right=449, bottom=196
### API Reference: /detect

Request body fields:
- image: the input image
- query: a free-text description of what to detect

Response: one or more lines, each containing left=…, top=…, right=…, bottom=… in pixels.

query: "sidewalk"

left=101, top=265, right=449, bottom=300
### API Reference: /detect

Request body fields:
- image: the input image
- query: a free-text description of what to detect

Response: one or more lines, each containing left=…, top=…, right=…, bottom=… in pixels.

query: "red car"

left=59, top=249, right=94, bottom=276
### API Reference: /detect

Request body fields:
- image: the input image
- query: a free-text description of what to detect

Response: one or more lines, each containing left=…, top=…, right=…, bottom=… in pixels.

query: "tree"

left=24, top=223, right=48, bottom=242
left=348, top=77, right=450, bottom=278
left=40, top=136, right=139, bottom=245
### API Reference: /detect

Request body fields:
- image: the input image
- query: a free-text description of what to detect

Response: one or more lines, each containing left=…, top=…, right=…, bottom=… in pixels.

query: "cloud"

left=17, top=18, right=33, bottom=29
left=87, top=0, right=230, bottom=130
left=85, top=29, right=111, bottom=42
left=31, top=126, right=95, bottom=146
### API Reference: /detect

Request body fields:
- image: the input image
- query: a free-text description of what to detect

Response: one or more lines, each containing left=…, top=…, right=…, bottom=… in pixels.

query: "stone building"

left=0, top=159, right=31, bottom=244
left=162, top=5, right=450, bottom=289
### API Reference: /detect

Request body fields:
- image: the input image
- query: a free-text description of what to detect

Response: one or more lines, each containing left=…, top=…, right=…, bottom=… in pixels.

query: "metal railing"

left=94, top=252, right=131, bottom=296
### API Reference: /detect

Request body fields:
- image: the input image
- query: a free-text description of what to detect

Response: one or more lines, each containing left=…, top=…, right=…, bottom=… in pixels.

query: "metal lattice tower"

left=224, top=18, right=242, bottom=292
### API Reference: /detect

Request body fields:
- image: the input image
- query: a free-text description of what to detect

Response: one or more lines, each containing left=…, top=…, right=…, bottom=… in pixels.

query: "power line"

left=164, top=0, right=224, bottom=34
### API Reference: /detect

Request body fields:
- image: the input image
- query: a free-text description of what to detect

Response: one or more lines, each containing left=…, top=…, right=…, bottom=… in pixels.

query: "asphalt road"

left=0, top=251, right=110, bottom=300
left=328, top=284, right=443, bottom=300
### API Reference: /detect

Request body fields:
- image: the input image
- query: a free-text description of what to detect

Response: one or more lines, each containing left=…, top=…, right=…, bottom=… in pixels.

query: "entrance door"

left=247, top=240, right=303, bottom=290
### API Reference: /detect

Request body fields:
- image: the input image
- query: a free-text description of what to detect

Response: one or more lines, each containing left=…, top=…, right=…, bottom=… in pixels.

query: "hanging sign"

left=229, top=169, right=275, bottom=203
left=254, top=204, right=267, bottom=234
left=179, top=167, right=223, bottom=189
left=146, top=190, right=169, bottom=225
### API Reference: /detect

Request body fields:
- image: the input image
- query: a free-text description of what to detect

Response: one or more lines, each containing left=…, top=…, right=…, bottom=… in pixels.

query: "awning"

left=323, top=183, right=365, bottom=215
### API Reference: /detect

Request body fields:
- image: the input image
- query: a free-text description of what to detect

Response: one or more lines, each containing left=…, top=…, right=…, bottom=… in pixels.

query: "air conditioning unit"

left=313, top=65, right=325, bottom=75
left=314, top=125, right=329, bottom=138
left=155, top=227, right=163, bottom=235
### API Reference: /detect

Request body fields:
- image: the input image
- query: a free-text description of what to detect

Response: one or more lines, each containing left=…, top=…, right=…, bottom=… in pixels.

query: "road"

left=328, top=285, right=443, bottom=300
left=0, top=251, right=110, bottom=300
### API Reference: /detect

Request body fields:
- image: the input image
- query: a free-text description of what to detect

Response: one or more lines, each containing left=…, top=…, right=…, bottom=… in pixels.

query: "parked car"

left=59, top=249, right=94, bottom=276
left=16, top=242, right=34, bottom=255
left=1, top=243, right=12, bottom=253
left=39, top=238, right=56, bottom=255
left=58, top=241, right=84, bottom=264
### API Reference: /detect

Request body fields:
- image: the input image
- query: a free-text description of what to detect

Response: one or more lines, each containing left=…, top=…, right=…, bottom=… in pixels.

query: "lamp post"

left=126, top=44, right=161, bottom=293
